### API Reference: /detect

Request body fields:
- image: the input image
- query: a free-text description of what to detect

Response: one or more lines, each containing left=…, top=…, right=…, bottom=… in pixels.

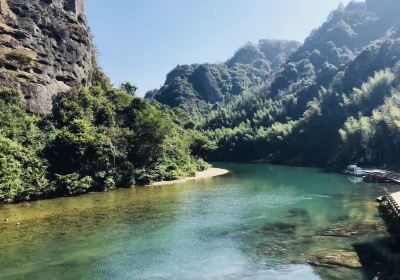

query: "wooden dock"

left=382, top=190, right=400, bottom=218
left=379, top=190, right=400, bottom=236
left=391, top=192, right=400, bottom=214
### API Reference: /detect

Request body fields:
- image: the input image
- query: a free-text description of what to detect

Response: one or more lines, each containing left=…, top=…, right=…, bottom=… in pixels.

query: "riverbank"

left=149, top=168, right=230, bottom=186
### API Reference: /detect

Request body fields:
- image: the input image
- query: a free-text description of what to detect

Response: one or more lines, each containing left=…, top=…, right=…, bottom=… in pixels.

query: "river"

left=0, top=163, right=391, bottom=279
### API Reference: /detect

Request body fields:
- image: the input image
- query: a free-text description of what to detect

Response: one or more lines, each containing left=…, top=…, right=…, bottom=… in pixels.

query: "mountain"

left=0, top=0, right=94, bottom=114
left=194, top=0, right=400, bottom=167
left=145, top=40, right=300, bottom=117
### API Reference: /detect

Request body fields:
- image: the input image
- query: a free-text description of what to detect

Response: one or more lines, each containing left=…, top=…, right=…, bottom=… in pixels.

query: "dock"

left=390, top=192, right=400, bottom=216
left=369, top=164, right=400, bottom=237
left=379, top=190, right=400, bottom=236
left=363, top=171, right=400, bottom=184
left=380, top=189, right=400, bottom=219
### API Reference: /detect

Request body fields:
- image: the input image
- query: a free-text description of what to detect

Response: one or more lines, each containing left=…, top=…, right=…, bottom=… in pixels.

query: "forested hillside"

left=154, top=0, right=400, bottom=169
left=146, top=40, right=300, bottom=119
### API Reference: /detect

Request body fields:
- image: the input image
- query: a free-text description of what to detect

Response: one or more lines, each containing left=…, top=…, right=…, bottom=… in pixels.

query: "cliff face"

left=0, top=0, right=94, bottom=114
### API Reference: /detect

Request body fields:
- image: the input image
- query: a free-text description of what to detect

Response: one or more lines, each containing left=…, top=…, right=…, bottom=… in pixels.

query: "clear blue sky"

left=86, top=0, right=352, bottom=96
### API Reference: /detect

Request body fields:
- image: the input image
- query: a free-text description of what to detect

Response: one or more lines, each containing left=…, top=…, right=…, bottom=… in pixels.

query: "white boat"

left=345, top=165, right=366, bottom=177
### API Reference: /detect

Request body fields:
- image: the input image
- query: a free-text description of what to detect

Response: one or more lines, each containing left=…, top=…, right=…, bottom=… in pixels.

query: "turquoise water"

left=0, top=163, right=391, bottom=279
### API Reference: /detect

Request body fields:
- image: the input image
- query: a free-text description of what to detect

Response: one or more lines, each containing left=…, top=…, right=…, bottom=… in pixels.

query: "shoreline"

left=149, top=168, right=230, bottom=186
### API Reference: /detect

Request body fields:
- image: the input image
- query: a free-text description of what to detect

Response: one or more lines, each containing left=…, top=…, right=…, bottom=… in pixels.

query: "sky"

left=86, top=0, right=352, bottom=96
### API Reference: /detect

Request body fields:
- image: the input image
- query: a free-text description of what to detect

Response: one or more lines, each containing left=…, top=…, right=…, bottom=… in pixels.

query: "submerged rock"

left=256, top=242, right=288, bottom=257
left=308, top=251, right=362, bottom=269
left=287, top=208, right=309, bottom=218
left=316, top=221, right=385, bottom=238
left=261, top=222, right=297, bottom=235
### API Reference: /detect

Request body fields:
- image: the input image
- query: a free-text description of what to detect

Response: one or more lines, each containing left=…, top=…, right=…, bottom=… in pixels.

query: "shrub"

left=0, top=136, right=49, bottom=203
left=54, top=173, right=93, bottom=196
left=0, top=87, right=21, bottom=104
left=4, top=48, right=36, bottom=69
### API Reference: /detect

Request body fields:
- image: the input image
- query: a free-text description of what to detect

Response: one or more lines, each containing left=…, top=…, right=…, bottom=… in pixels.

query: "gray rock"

left=0, top=0, right=94, bottom=114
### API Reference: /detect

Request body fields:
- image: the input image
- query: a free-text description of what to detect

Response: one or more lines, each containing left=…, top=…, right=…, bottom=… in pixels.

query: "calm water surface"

left=0, top=164, right=392, bottom=279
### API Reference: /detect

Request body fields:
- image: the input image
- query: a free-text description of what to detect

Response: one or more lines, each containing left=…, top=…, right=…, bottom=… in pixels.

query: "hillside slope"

left=199, top=0, right=400, bottom=167
left=146, top=40, right=300, bottom=117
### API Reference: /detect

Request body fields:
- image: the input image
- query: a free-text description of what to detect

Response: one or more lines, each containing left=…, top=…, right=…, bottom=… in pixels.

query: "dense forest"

left=0, top=71, right=208, bottom=203
left=149, top=0, right=400, bottom=169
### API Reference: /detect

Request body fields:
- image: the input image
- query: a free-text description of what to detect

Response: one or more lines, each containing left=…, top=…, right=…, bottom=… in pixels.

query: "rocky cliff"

left=0, top=0, right=94, bottom=114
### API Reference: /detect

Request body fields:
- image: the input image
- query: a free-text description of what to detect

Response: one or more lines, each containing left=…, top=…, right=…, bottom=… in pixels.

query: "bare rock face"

left=0, top=0, right=94, bottom=114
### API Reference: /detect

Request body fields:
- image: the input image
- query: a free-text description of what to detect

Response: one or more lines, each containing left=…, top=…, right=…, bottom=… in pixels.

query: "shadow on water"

left=354, top=237, right=400, bottom=280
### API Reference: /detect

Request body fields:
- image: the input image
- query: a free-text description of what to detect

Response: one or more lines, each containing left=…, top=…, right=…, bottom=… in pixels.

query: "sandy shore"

left=149, top=168, right=230, bottom=186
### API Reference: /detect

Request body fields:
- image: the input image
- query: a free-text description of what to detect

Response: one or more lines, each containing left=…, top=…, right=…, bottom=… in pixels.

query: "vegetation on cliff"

left=0, top=73, right=207, bottom=203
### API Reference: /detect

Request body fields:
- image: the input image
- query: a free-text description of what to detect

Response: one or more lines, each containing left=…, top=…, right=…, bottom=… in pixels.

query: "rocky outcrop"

left=146, top=39, right=300, bottom=110
left=0, top=0, right=94, bottom=114
left=189, top=65, right=223, bottom=103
